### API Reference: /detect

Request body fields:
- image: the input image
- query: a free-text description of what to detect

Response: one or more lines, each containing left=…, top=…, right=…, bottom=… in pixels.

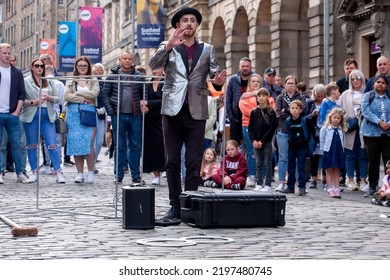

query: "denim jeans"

left=23, top=108, right=61, bottom=172
left=0, top=123, right=27, bottom=173
left=112, top=113, right=142, bottom=180
left=276, top=131, right=289, bottom=182
left=287, top=146, right=308, bottom=190
left=254, top=141, right=273, bottom=186
left=0, top=113, right=24, bottom=174
left=345, top=132, right=368, bottom=179
left=94, top=118, right=106, bottom=163
left=242, top=126, right=256, bottom=177
left=43, top=133, right=62, bottom=166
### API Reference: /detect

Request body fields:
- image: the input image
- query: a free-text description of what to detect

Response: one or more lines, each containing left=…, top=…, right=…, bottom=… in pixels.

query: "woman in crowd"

left=361, top=75, right=390, bottom=197
left=238, top=73, right=263, bottom=187
left=21, top=58, right=65, bottom=183
left=64, top=56, right=99, bottom=183
left=275, top=75, right=307, bottom=192
left=92, top=63, right=106, bottom=174
left=140, top=67, right=165, bottom=185
left=337, top=69, right=368, bottom=191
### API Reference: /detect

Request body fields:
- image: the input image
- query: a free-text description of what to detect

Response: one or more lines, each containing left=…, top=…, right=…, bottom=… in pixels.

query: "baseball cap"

left=264, top=67, right=276, bottom=75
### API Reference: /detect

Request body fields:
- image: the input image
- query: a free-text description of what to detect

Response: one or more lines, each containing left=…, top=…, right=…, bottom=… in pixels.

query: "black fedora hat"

left=171, top=6, right=202, bottom=28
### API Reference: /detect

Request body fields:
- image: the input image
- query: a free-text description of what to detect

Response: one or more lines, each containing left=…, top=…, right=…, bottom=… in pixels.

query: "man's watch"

left=30, top=101, right=34, bottom=105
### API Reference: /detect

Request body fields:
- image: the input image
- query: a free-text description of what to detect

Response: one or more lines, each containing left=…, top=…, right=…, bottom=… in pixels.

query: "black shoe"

left=6, top=165, right=15, bottom=172
left=364, top=188, right=376, bottom=197
left=155, top=206, right=181, bottom=226
left=93, top=169, right=99, bottom=174
left=113, top=177, right=123, bottom=184
left=299, top=188, right=308, bottom=196
left=132, top=177, right=145, bottom=185
left=309, top=180, right=317, bottom=189
left=163, top=206, right=181, bottom=220
left=64, top=160, right=75, bottom=166
left=280, top=188, right=295, bottom=194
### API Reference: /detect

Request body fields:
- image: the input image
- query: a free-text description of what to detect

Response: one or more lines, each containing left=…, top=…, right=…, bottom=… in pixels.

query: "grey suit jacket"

left=149, top=40, right=220, bottom=120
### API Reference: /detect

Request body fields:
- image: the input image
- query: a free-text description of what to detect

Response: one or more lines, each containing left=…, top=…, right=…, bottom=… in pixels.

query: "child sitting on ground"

left=371, top=160, right=390, bottom=207
left=212, top=140, right=248, bottom=190
left=199, top=148, right=219, bottom=187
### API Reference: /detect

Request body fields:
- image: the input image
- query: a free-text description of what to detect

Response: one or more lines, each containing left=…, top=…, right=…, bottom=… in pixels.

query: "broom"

left=0, top=215, right=38, bottom=237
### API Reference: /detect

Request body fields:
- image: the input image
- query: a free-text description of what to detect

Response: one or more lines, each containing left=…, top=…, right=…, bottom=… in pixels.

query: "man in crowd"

left=262, top=67, right=283, bottom=100
left=103, top=50, right=145, bottom=184
left=0, top=43, right=31, bottom=183
left=225, top=57, right=253, bottom=144
left=336, top=58, right=358, bottom=94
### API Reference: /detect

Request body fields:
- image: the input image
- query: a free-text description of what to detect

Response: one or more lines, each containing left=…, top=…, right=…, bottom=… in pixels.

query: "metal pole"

left=131, top=0, right=135, bottom=54
left=114, top=75, right=121, bottom=218
left=76, top=0, right=80, bottom=57
left=323, top=0, right=329, bottom=84
left=55, top=0, right=59, bottom=69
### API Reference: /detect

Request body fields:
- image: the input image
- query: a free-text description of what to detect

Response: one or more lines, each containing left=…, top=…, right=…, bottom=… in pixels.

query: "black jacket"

left=248, top=107, right=277, bottom=143
left=102, top=65, right=145, bottom=116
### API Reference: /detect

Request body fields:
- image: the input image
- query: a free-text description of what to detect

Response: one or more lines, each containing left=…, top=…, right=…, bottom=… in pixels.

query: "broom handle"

left=0, top=215, right=21, bottom=228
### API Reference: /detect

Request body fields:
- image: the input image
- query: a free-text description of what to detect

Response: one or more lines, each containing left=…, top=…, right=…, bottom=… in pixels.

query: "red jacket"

left=217, top=152, right=248, bottom=181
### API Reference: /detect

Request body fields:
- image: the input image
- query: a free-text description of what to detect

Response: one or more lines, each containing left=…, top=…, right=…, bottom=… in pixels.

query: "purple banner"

left=80, top=7, right=103, bottom=63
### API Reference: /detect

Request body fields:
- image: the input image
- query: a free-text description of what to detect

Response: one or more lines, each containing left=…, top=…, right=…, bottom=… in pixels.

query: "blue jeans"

left=112, top=113, right=142, bottom=180
left=23, top=108, right=61, bottom=172
left=0, top=113, right=24, bottom=174
left=0, top=123, right=27, bottom=173
left=287, top=146, right=308, bottom=190
left=242, top=126, right=256, bottom=176
left=345, top=133, right=368, bottom=179
left=94, top=118, right=106, bottom=163
left=276, top=131, right=289, bottom=182
left=254, top=141, right=273, bottom=186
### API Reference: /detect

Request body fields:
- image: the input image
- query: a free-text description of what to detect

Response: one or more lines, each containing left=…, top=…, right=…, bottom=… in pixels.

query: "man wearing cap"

left=150, top=6, right=226, bottom=225
left=225, top=57, right=253, bottom=144
left=262, top=67, right=282, bottom=100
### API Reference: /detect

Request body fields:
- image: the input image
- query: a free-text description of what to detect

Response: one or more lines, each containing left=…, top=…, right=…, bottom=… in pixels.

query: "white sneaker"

left=56, top=173, right=66, bottom=184
left=254, top=185, right=263, bottom=191
left=346, top=181, right=358, bottom=191
left=74, top=173, right=84, bottom=183
left=86, top=171, right=94, bottom=183
left=30, top=174, right=38, bottom=183
left=275, top=182, right=286, bottom=192
left=360, top=182, right=370, bottom=192
left=40, top=165, right=53, bottom=175
left=151, top=176, right=160, bottom=185
left=246, top=176, right=256, bottom=187
left=0, top=174, right=3, bottom=184
left=17, top=173, right=32, bottom=184
left=260, top=186, right=273, bottom=192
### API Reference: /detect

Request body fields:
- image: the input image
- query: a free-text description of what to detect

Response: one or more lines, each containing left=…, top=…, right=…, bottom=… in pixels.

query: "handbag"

left=78, top=104, right=97, bottom=127
left=55, top=117, right=68, bottom=134
left=346, top=117, right=358, bottom=132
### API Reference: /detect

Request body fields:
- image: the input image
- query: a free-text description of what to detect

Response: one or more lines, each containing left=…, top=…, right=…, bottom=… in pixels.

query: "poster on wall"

left=80, top=6, right=103, bottom=64
left=137, top=0, right=164, bottom=48
left=40, top=38, right=57, bottom=68
left=58, top=21, right=77, bottom=72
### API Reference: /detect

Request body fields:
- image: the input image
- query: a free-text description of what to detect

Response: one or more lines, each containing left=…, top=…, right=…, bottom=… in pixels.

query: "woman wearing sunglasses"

left=21, top=58, right=65, bottom=183
left=337, top=69, right=368, bottom=191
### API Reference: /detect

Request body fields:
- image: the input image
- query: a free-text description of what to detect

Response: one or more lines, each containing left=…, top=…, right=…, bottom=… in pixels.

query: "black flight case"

left=180, top=190, right=287, bottom=228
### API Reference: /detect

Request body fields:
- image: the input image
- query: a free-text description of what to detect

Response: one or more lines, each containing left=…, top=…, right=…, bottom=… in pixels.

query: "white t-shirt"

left=0, top=66, right=11, bottom=113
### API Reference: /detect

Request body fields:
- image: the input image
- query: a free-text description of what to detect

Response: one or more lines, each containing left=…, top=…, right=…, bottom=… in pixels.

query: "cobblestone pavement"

left=0, top=154, right=389, bottom=260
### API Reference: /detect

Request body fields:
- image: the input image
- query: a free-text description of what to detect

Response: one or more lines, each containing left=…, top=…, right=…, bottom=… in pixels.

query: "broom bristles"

left=11, top=227, right=38, bottom=237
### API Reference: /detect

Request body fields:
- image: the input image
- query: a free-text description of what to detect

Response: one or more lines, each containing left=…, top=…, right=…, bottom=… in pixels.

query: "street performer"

left=150, top=6, right=226, bottom=225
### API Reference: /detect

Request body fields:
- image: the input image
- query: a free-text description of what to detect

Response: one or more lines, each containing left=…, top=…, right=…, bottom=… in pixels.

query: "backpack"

left=285, top=116, right=315, bottom=157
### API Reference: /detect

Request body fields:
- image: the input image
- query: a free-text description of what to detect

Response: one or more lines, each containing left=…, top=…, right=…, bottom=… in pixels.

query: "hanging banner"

left=40, top=38, right=57, bottom=68
left=58, top=21, right=77, bottom=72
left=80, top=6, right=103, bottom=64
left=137, top=0, right=164, bottom=48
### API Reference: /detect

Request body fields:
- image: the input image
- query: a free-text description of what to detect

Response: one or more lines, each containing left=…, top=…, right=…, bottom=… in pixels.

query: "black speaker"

left=122, top=186, right=155, bottom=229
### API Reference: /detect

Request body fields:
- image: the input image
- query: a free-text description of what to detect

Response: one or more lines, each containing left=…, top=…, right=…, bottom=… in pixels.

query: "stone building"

left=2, top=0, right=389, bottom=87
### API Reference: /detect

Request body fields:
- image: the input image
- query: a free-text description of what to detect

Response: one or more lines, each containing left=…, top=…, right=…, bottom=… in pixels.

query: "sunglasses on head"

left=34, top=64, right=44, bottom=69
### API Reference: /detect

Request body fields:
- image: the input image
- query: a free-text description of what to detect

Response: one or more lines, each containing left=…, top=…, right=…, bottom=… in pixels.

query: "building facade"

left=2, top=0, right=390, bottom=87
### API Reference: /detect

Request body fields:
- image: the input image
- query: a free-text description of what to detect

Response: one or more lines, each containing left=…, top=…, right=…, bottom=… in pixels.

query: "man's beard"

left=183, top=28, right=196, bottom=37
